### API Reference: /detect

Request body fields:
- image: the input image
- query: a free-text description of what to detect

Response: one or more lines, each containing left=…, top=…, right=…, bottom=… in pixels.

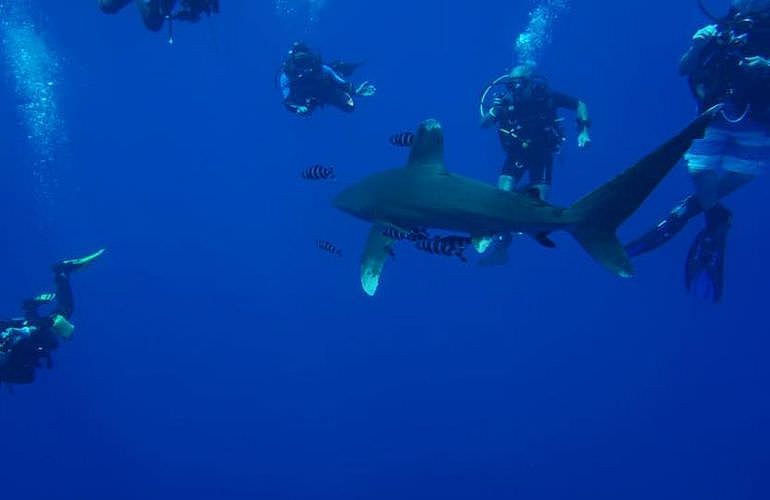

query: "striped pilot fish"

left=415, top=235, right=472, bottom=262
left=381, top=225, right=428, bottom=242
left=301, top=165, right=336, bottom=180
left=317, top=240, right=342, bottom=256
left=389, top=132, right=415, bottom=147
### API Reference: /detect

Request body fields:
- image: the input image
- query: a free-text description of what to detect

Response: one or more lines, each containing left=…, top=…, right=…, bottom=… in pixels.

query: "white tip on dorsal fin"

left=407, top=119, right=446, bottom=174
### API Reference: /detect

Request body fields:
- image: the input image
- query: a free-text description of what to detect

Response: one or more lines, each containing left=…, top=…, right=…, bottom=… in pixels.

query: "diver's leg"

left=135, top=0, right=173, bottom=31
left=100, top=0, right=134, bottom=13
left=691, top=169, right=721, bottom=211
left=525, top=152, right=553, bottom=201
left=49, top=249, right=105, bottom=318
left=499, top=153, right=525, bottom=191
left=321, top=65, right=350, bottom=88
left=53, top=272, right=74, bottom=319
left=683, top=122, right=767, bottom=302
left=479, top=155, right=520, bottom=266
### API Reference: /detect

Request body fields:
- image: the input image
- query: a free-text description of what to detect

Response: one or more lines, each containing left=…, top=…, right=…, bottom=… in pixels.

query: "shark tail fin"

left=360, top=224, right=395, bottom=296
left=566, top=112, right=713, bottom=277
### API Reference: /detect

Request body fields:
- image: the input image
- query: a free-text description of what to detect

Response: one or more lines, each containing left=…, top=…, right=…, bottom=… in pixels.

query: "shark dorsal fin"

left=407, top=119, right=446, bottom=174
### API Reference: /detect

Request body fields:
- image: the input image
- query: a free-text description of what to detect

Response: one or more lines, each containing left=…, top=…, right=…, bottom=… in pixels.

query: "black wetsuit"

left=99, top=0, right=218, bottom=31
left=488, top=77, right=578, bottom=192
left=0, top=271, right=74, bottom=385
left=280, top=63, right=357, bottom=115
left=687, top=15, right=770, bottom=119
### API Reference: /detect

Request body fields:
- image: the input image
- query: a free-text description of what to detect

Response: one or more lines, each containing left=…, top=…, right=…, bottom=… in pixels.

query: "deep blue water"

left=1, top=1, right=769, bottom=499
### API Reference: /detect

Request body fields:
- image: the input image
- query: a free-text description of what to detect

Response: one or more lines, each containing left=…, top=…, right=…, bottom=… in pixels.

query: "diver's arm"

left=279, top=72, right=292, bottom=100
left=680, top=25, right=718, bottom=76
left=322, top=65, right=351, bottom=90
left=553, top=92, right=591, bottom=147
left=576, top=100, right=590, bottom=126
left=0, top=318, right=27, bottom=330
left=576, top=100, right=591, bottom=148
left=280, top=73, right=309, bottom=115
left=741, top=55, right=770, bottom=72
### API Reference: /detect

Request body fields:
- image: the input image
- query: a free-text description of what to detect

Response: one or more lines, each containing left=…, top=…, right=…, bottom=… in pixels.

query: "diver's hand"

left=578, top=129, right=591, bottom=149
left=693, top=25, right=718, bottom=43
left=294, top=105, right=310, bottom=116
left=355, top=81, right=376, bottom=97
left=741, top=55, right=770, bottom=71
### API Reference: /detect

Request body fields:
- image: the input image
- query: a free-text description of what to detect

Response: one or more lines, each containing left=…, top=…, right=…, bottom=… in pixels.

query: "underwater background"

left=1, top=1, right=769, bottom=498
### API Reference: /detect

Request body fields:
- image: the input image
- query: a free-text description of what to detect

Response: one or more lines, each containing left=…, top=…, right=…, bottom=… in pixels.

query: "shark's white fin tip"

left=361, top=270, right=380, bottom=296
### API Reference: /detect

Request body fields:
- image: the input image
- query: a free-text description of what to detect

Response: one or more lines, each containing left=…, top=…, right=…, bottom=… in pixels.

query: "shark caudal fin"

left=360, top=224, right=395, bottom=296
left=566, top=111, right=713, bottom=277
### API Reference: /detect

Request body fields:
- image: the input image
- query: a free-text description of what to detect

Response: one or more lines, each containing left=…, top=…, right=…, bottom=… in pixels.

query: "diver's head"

left=731, top=0, right=770, bottom=14
left=289, top=41, right=310, bottom=55
left=510, top=63, right=535, bottom=79
left=286, top=42, right=320, bottom=78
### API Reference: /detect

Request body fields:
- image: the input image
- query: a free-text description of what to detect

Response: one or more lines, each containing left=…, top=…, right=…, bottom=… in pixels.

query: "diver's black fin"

left=535, top=233, right=556, bottom=248
left=625, top=195, right=702, bottom=258
left=684, top=205, right=731, bottom=303
left=53, top=249, right=105, bottom=274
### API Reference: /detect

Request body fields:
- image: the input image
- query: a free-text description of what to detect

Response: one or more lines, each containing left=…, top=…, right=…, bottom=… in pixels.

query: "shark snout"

left=333, top=187, right=358, bottom=215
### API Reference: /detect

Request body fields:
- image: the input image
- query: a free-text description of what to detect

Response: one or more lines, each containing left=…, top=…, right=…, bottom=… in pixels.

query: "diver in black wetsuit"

left=99, top=0, right=219, bottom=33
left=0, top=250, right=104, bottom=387
left=625, top=0, right=770, bottom=302
left=478, top=63, right=591, bottom=265
left=279, top=42, right=377, bottom=117
left=481, top=64, right=591, bottom=201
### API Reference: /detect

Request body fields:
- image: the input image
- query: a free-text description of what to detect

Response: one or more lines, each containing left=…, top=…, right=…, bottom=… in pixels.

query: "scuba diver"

left=279, top=42, right=377, bottom=117
left=99, top=0, right=219, bottom=33
left=625, top=0, right=770, bottom=303
left=477, top=64, right=591, bottom=265
left=0, top=250, right=104, bottom=387
left=480, top=64, right=592, bottom=202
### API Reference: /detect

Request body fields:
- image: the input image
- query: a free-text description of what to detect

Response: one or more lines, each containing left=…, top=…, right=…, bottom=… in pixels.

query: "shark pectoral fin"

left=472, top=235, right=494, bottom=254
left=360, top=225, right=395, bottom=296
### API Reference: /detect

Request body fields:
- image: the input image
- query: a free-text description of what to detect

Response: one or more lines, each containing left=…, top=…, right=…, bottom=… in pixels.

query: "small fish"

left=317, top=240, right=342, bottom=256
left=301, top=165, right=335, bottom=180
left=389, top=132, right=415, bottom=147
left=382, top=226, right=428, bottom=242
left=415, top=235, right=472, bottom=262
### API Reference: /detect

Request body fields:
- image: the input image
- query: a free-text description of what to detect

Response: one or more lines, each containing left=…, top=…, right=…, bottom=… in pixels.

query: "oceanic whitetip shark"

left=334, top=113, right=712, bottom=296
